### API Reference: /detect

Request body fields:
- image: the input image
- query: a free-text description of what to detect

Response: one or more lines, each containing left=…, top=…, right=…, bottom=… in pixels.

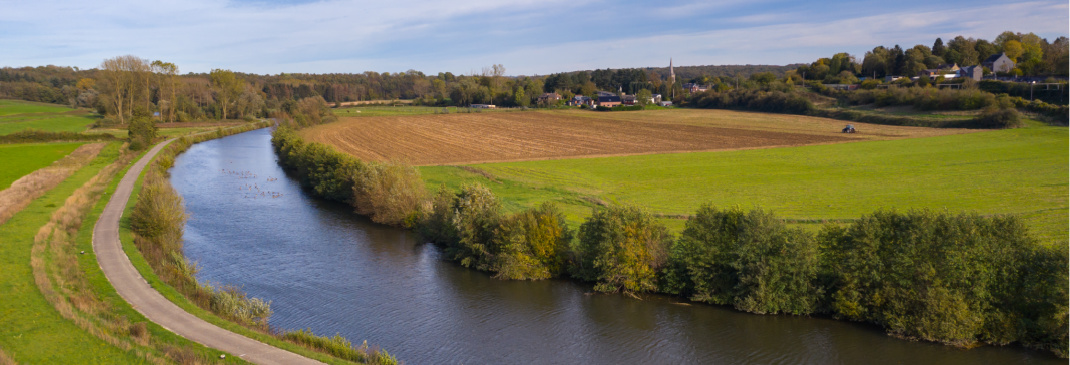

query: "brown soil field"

left=299, top=109, right=974, bottom=165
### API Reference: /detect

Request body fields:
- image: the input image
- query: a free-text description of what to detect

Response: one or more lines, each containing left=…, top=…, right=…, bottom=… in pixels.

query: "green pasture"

left=421, top=126, right=1068, bottom=243
left=0, top=100, right=99, bottom=135
left=0, top=142, right=83, bottom=190
left=0, top=99, right=73, bottom=116
left=0, top=143, right=145, bottom=363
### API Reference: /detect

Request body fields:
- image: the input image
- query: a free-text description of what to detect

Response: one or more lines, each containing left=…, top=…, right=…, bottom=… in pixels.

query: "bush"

left=127, top=116, right=157, bottom=150
left=442, top=183, right=502, bottom=270
left=971, top=107, right=1023, bottom=129
left=353, top=161, right=428, bottom=226
left=818, top=210, right=1065, bottom=350
left=492, top=203, right=574, bottom=280
left=572, top=205, right=672, bottom=293
left=665, top=205, right=818, bottom=314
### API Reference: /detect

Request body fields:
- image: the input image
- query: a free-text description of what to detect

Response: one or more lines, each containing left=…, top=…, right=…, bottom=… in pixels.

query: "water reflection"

left=171, top=128, right=1060, bottom=364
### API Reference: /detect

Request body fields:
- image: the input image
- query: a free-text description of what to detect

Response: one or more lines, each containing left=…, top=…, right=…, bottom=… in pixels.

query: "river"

left=171, top=128, right=1060, bottom=364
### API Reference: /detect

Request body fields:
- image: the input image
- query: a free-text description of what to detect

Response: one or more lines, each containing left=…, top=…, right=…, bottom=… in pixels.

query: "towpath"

left=93, top=139, right=323, bottom=365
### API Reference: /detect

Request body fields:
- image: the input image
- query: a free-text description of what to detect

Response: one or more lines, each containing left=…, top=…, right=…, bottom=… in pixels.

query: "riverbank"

left=124, top=121, right=397, bottom=364
left=271, top=117, right=1068, bottom=358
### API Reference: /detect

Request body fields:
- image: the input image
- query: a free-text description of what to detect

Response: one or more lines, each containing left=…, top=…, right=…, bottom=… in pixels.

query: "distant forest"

left=0, top=30, right=1064, bottom=123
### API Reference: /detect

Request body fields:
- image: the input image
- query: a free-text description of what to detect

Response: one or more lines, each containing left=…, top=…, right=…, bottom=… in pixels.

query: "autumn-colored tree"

left=210, top=69, right=244, bottom=120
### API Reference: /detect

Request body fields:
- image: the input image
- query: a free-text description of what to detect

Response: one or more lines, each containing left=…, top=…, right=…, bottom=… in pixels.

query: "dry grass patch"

left=0, top=143, right=105, bottom=225
left=301, top=109, right=973, bottom=165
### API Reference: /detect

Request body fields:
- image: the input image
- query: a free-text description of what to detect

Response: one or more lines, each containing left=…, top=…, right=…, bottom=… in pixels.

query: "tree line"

left=269, top=118, right=1067, bottom=357
left=794, top=31, right=1069, bottom=82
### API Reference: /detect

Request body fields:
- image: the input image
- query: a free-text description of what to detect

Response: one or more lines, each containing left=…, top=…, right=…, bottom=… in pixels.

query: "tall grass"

left=0, top=142, right=105, bottom=225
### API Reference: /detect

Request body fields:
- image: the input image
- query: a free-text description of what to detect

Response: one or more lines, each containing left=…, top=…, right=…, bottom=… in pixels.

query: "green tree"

left=210, top=69, right=244, bottom=120
left=573, top=205, right=672, bottom=293
left=665, top=206, right=818, bottom=314
left=127, top=114, right=157, bottom=150
left=1002, top=40, right=1024, bottom=60
left=636, top=89, right=652, bottom=107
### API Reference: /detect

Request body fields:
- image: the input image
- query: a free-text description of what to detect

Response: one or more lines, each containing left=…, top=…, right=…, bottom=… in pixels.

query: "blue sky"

left=1, top=0, right=1066, bottom=75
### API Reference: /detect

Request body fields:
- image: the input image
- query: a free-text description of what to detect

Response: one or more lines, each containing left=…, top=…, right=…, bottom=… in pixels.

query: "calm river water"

left=171, top=128, right=1060, bottom=364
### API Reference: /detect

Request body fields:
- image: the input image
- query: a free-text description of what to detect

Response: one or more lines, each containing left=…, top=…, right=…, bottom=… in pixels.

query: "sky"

left=1, top=0, right=1067, bottom=75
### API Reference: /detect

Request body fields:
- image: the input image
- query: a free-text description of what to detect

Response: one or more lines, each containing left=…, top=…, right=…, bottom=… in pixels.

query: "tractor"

left=842, top=124, right=856, bottom=133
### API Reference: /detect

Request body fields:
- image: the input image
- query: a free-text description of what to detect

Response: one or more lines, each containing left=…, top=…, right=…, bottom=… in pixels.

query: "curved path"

left=93, top=139, right=323, bottom=365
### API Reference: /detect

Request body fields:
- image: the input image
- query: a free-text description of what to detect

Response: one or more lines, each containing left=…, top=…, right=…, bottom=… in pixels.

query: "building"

left=568, top=95, right=592, bottom=107
left=982, top=53, right=1015, bottom=73
left=597, top=94, right=621, bottom=107
left=622, top=95, right=637, bottom=105
left=470, top=104, right=496, bottom=109
left=682, top=83, right=709, bottom=93
left=537, top=92, right=561, bottom=105
left=958, top=65, right=983, bottom=81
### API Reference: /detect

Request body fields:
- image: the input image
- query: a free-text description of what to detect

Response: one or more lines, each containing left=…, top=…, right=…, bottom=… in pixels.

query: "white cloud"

left=0, top=0, right=1066, bottom=74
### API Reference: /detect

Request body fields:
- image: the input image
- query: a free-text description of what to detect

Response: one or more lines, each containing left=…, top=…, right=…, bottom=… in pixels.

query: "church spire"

left=669, top=58, right=675, bottom=85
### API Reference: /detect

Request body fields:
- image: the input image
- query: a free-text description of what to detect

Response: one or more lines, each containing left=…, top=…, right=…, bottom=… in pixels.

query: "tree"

left=152, top=60, right=178, bottom=122
left=210, top=69, right=244, bottom=120
left=572, top=205, right=672, bottom=293
left=97, top=55, right=150, bottom=124
left=636, top=89, right=652, bottom=107
left=1002, top=40, right=1024, bottom=61
left=932, top=37, right=947, bottom=57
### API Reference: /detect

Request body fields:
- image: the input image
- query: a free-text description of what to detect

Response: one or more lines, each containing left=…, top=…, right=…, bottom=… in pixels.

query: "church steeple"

left=669, top=58, right=675, bottom=86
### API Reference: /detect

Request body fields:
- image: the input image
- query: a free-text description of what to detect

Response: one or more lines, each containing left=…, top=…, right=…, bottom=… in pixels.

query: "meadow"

left=420, top=126, right=1068, bottom=243
left=0, top=100, right=100, bottom=135
left=0, top=142, right=83, bottom=189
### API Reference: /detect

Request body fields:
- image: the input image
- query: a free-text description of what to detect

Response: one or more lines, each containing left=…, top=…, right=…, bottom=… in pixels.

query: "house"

left=652, top=94, right=663, bottom=104
left=982, top=53, right=1015, bottom=73
left=597, top=94, right=621, bottom=107
left=935, top=63, right=960, bottom=72
left=568, top=95, right=592, bottom=107
left=537, top=93, right=561, bottom=104
left=919, top=69, right=959, bottom=79
left=471, top=104, right=496, bottom=109
left=958, top=65, right=983, bottom=81
left=682, top=83, right=709, bottom=93
left=621, top=95, right=637, bottom=105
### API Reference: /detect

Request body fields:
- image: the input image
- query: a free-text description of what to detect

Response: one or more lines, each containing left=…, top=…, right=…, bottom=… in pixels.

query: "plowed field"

left=300, top=109, right=971, bottom=165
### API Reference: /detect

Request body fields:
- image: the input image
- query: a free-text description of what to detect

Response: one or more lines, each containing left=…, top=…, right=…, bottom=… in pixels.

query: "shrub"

left=353, top=161, right=428, bottom=226
left=127, top=116, right=157, bottom=150
left=492, top=203, right=574, bottom=280
left=971, top=107, right=1022, bottom=129
left=572, top=205, right=672, bottom=293
left=818, top=210, right=1064, bottom=349
left=665, top=205, right=818, bottom=314
left=442, top=183, right=502, bottom=270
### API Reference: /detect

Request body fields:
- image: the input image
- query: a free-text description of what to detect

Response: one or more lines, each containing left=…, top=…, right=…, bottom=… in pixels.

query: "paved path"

left=93, top=140, right=323, bottom=365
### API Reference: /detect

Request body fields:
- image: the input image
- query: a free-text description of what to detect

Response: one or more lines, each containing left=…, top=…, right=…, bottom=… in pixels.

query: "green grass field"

left=0, top=143, right=147, bottom=363
left=0, top=100, right=100, bottom=135
left=421, top=126, right=1068, bottom=244
left=0, top=142, right=83, bottom=190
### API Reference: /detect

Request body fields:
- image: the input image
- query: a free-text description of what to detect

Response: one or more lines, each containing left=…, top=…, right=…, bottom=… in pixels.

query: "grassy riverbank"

left=124, top=122, right=396, bottom=364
